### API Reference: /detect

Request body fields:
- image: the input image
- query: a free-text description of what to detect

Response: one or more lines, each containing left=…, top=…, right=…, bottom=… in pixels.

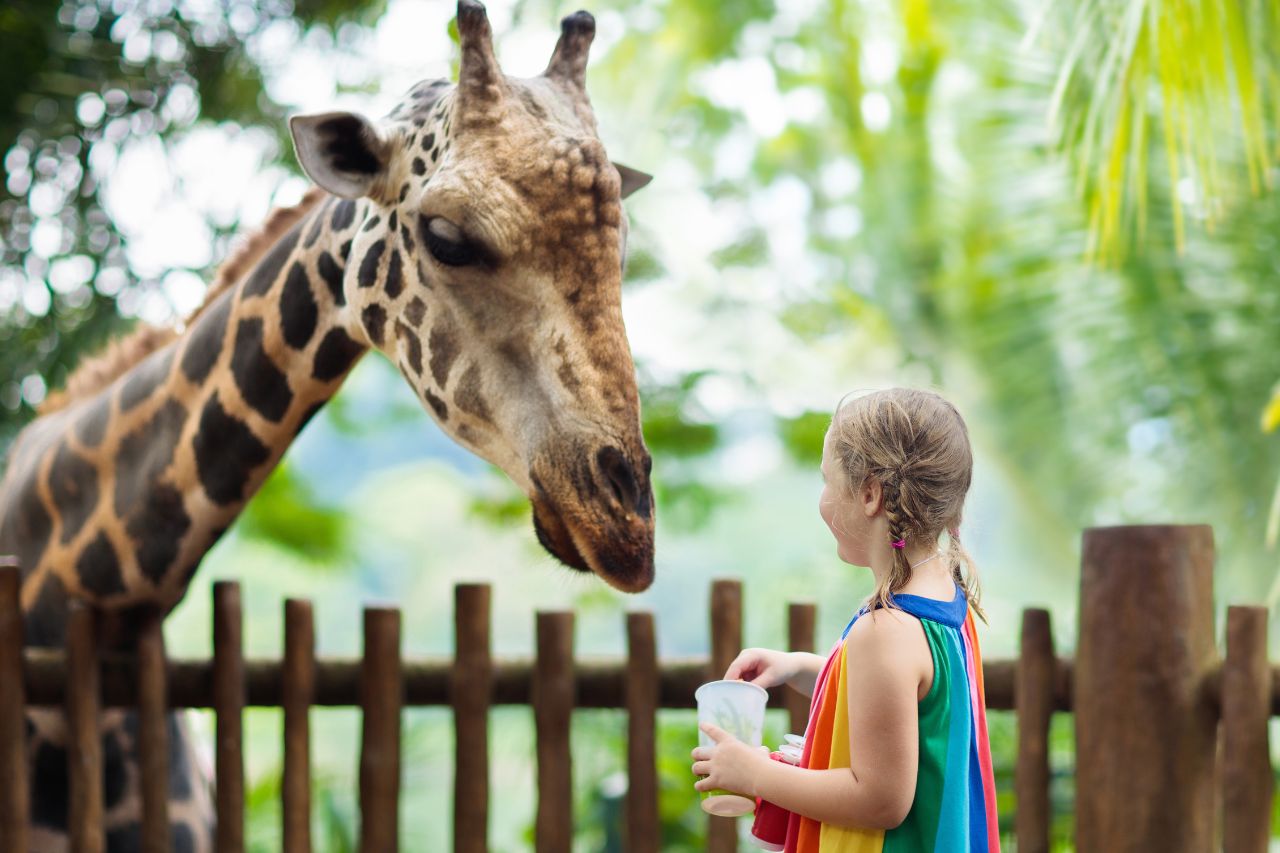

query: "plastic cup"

left=695, top=679, right=769, bottom=816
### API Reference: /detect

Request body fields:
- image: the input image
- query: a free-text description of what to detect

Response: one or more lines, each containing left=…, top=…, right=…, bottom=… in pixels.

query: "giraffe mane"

left=39, top=188, right=327, bottom=415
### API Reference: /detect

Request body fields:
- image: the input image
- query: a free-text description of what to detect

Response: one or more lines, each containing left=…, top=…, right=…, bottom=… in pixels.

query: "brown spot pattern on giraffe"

left=193, top=392, right=270, bottom=506
left=113, top=399, right=187, bottom=519
left=428, top=324, right=460, bottom=387
left=358, top=239, right=386, bottom=288
left=385, top=249, right=404, bottom=298
left=230, top=317, right=294, bottom=423
left=312, top=327, right=365, bottom=382
left=362, top=304, right=388, bottom=347
left=396, top=320, right=423, bottom=375
left=316, top=251, right=345, bottom=306
left=331, top=199, right=357, bottom=230
left=424, top=389, right=448, bottom=421
left=76, top=532, right=126, bottom=596
left=405, top=296, right=427, bottom=327
left=48, top=440, right=97, bottom=545
left=126, top=483, right=191, bottom=585
left=180, top=291, right=232, bottom=384
left=454, top=363, right=492, bottom=422
left=0, top=455, right=52, bottom=577
left=280, top=262, right=319, bottom=349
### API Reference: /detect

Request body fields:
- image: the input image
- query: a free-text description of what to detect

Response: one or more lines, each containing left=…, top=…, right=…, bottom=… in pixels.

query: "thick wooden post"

left=452, top=584, right=491, bottom=853
left=533, top=611, right=575, bottom=852
left=709, top=579, right=743, bottom=853
left=136, top=610, right=169, bottom=853
left=67, top=601, right=104, bottom=853
left=213, top=581, right=245, bottom=853
left=1222, top=606, right=1271, bottom=853
left=0, top=564, right=27, bottom=853
left=282, top=599, right=315, bottom=853
left=359, top=607, right=402, bottom=853
left=1015, top=608, right=1054, bottom=853
left=1075, top=525, right=1216, bottom=852
left=786, top=602, right=816, bottom=736
left=625, top=611, right=659, bottom=853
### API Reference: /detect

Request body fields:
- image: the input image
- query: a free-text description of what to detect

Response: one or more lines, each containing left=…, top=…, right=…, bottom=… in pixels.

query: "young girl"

left=691, top=388, right=999, bottom=851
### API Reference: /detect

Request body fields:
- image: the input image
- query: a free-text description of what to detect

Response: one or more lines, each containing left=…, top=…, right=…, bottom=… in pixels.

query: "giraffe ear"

left=615, top=163, right=652, bottom=199
left=290, top=111, right=390, bottom=199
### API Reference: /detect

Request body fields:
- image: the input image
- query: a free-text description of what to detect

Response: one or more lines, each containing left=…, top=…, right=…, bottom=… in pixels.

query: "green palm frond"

left=1041, top=0, right=1277, bottom=260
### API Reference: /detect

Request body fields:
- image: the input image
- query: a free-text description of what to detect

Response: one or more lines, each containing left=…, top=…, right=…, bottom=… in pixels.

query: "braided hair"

left=831, top=388, right=984, bottom=619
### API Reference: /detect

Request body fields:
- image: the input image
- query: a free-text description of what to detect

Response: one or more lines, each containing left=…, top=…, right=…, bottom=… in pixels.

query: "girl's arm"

left=771, top=611, right=926, bottom=827
left=783, top=651, right=826, bottom=697
left=695, top=610, right=929, bottom=829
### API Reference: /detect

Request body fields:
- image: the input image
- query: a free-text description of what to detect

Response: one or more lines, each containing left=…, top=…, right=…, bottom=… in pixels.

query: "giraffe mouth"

left=530, top=496, right=654, bottom=593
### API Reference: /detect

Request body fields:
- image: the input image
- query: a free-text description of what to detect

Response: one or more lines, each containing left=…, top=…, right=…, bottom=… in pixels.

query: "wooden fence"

left=0, top=524, right=1274, bottom=851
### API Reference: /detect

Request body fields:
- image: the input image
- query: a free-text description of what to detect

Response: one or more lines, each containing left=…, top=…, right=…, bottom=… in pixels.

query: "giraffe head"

left=288, top=1, right=656, bottom=591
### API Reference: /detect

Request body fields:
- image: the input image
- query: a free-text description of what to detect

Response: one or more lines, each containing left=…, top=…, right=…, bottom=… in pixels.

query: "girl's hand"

left=724, top=647, right=798, bottom=688
left=690, top=723, right=770, bottom=798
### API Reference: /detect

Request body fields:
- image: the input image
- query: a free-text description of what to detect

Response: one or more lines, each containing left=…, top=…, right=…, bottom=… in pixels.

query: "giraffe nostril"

left=596, top=446, right=644, bottom=515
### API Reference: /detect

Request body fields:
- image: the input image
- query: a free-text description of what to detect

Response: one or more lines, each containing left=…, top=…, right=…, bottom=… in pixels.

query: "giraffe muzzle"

left=529, top=448, right=655, bottom=592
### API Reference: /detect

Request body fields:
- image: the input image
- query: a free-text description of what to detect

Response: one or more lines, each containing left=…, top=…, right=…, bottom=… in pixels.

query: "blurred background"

left=2, top=0, right=1278, bottom=848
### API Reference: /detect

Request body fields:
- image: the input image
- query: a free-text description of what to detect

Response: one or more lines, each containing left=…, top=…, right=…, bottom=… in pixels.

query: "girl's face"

left=819, top=429, right=877, bottom=566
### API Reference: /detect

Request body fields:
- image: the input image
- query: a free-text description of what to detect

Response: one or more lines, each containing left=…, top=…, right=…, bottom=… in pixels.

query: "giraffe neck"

left=0, top=86, right=463, bottom=644
left=1, top=194, right=380, bottom=642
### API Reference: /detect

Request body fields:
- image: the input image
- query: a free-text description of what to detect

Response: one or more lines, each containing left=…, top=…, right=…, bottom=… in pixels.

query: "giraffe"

left=0, top=2, right=656, bottom=848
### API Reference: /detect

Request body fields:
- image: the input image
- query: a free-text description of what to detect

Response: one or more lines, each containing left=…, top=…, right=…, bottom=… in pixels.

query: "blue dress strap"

left=841, top=582, right=967, bottom=638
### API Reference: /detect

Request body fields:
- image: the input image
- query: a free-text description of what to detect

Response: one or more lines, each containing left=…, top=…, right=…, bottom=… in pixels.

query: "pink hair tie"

left=891, top=539, right=906, bottom=549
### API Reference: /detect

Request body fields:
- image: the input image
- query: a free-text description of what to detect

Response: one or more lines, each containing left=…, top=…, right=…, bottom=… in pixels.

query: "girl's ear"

left=290, top=111, right=390, bottom=199
left=861, top=478, right=883, bottom=517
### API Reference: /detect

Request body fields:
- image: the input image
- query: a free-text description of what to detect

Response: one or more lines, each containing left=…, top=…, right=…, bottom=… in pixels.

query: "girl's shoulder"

left=843, top=606, right=929, bottom=665
left=844, top=606, right=935, bottom=698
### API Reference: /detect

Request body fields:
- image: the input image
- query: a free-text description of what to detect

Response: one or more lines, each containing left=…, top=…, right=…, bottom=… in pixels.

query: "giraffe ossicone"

left=0, top=1, right=656, bottom=848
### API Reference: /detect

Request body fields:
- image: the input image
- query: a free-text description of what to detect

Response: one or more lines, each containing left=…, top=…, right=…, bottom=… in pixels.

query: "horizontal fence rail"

left=0, top=523, right=1274, bottom=853
left=12, top=648, right=1043, bottom=711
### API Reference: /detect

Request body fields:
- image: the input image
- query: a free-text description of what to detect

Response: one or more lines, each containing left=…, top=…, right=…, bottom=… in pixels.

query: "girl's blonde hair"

left=829, top=387, right=983, bottom=619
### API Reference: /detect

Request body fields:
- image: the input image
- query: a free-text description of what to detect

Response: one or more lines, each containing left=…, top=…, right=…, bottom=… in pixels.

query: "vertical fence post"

left=1075, top=525, right=1216, bottom=852
left=625, top=611, right=659, bottom=853
left=282, top=599, right=315, bottom=853
left=213, top=581, right=245, bottom=853
left=0, top=564, right=27, bottom=853
left=1015, top=608, right=1054, bottom=853
left=136, top=609, right=169, bottom=853
left=786, top=602, right=816, bottom=736
left=709, top=579, right=743, bottom=852
left=1222, top=606, right=1271, bottom=853
left=534, top=611, right=575, bottom=853
left=359, top=607, right=402, bottom=853
left=67, top=601, right=103, bottom=853
left=452, top=584, right=491, bottom=853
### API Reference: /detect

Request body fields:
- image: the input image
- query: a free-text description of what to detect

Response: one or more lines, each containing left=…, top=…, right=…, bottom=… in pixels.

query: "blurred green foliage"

left=236, top=463, right=348, bottom=563
left=778, top=410, right=831, bottom=466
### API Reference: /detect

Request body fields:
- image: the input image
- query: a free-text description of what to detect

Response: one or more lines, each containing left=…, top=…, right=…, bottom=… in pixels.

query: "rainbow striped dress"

left=784, top=585, right=1000, bottom=852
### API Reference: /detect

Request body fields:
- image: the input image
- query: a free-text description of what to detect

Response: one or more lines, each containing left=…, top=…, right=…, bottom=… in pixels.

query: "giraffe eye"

left=422, top=217, right=479, bottom=267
